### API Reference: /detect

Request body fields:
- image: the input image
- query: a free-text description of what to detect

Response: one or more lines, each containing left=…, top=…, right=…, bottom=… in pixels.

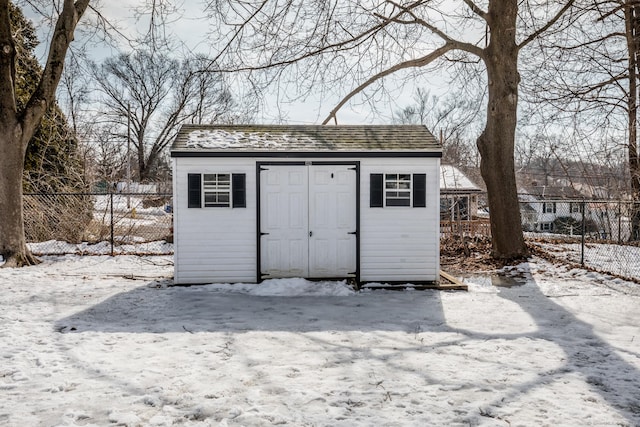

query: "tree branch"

left=461, top=0, right=487, bottom=19
left=20, top=0, right=90, bottom=146
left=322, top=44, right=454, bottom=125
left=518, top=0, right=576, bottom=49
left=0, top=0, right=17, bottom=117
left=214, top=0, right=429, bottom=73
left=386, top=0, right=485, bottom=58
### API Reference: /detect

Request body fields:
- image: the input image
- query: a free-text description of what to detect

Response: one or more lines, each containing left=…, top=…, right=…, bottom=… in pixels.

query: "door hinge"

left=348, top=271, right=357, bottom=276
left=348, top=231, right=357, bottom=235
left=260, top=232, right=270, bottom=236
left=259, top=166, right=269, bottom=171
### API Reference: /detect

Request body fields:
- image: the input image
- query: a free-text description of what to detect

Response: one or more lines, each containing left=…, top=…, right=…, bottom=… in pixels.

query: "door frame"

left=256, top=160, right=360, bottom=283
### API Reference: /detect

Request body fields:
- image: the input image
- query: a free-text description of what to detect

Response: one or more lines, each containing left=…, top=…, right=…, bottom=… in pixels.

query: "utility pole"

left=127, top=103, right=131, bottom=209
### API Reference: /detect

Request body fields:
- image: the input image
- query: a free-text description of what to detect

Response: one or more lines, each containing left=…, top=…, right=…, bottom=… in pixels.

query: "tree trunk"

left=0, top=122, right=38, bottom=266
left=477, top=0, right=528, bottom=259
left=0, top=0, right=89, bottom=267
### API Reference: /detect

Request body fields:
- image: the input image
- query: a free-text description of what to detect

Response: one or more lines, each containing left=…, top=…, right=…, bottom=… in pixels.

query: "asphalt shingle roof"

left=170, top=124, right=442, bottom=156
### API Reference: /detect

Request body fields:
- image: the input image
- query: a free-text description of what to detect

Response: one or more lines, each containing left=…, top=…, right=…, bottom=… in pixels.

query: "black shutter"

left=370, top=174, right=383, bottom=207
left=413, top=174, right=426, bottom=207
left=188, top=174, right=201, bottom=208
left=232, top=174, right=246, bottom=208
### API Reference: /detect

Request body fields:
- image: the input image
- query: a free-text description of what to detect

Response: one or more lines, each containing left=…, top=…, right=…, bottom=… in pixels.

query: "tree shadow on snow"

left=454, top=263, right=640, bottom=424
left=55, top=282, right=448, bottom=334
left=55, top=271, right=640, bottom=424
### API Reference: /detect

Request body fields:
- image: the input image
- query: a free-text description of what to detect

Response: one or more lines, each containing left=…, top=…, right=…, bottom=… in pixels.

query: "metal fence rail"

left=23, top=191, right=640, bottom=281
left=24, top=192, right=173, bottom=256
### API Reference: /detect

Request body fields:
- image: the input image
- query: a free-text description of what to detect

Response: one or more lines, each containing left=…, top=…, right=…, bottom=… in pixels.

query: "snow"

left=535, top=240, right=640, bottom=279
left=440, top=164, right=480, bottom=191
left=27, top=240, right=173, bottom=256
left=0, top=255, right=639, bottom=426
left=186, top=130, right=313, bottom=149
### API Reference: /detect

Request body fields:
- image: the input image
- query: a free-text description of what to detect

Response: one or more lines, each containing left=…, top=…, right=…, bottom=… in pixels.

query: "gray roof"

left=525, top=185, right=584, bottom=199
left=170, top=124, right=442, bottom=156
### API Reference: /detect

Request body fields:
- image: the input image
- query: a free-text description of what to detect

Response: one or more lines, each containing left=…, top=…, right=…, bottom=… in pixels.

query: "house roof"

left=440, top=165, right=482, bottom=193
left=524, top=185, right=584, bottom=199
left=170, top=124, right=442, bottom=157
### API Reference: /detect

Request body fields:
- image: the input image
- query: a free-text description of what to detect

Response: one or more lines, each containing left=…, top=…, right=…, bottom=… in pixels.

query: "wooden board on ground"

left=438, top=270, right=468, bottom=290
left=360, top=272, right=467, bottom=291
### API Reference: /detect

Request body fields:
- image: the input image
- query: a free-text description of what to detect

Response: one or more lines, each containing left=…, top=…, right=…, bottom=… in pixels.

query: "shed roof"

left=440, top=165, right=482, bottom=193
left=170, top=124, right=441, bottom=157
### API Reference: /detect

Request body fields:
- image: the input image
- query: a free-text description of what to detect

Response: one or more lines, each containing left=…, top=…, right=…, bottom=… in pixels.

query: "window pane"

left=387, top=198, right=411, bottom=207
left=384, top=173, right=412, bottom=207
left=202, top=173, right=231, bottom=207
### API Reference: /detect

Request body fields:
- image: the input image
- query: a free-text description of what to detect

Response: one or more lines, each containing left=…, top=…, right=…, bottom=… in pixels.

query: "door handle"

left=309, top=231, right=313, bottom=237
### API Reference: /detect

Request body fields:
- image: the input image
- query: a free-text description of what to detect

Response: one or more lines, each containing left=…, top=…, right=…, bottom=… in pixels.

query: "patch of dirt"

left=440, top=236, right=531, bottom=274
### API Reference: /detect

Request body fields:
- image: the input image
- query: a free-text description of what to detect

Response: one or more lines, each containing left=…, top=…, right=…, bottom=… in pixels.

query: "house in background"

left=519, top=184, right=586, bottom=233
left=518, top=183, right=631, bottom=239
left=439, top=165, right=483, bottom=221
left=171, top=124, right=442, bottom=285
left=439, top=165, right=489, bottom=237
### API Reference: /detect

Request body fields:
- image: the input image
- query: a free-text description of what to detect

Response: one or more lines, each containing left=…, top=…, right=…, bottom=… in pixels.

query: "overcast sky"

left=23, top=1, right=443, bottom=125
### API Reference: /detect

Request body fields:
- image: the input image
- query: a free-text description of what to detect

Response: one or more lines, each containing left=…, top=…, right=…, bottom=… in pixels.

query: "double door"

left=259, top=164, right=357, bottom=279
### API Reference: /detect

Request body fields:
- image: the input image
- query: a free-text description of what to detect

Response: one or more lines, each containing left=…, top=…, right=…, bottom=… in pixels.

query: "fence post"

left=618, top=200, right=622, bottom=244
left=110, top=192, right=114, bottom=256
left=581, top=200, right=585, bottom=266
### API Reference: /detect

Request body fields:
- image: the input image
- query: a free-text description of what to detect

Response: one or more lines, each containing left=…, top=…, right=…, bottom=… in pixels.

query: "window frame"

left=370, top=172, right=427, bottom=208
left=202, top=173, right=231, bottom=207
left=543, top=202, right=556, bottom=214
left=384, top=173, right=412, bottom=207
left=187, top=172, right=246, bottom=209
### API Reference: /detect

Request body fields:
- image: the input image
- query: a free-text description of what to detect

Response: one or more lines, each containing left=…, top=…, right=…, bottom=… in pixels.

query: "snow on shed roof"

left=170, top=124, right=442, bottom=156
left=440, top=165, right=481, bottom=192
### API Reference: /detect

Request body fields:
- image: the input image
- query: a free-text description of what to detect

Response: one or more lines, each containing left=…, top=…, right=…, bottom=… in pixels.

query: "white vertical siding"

left=359, top=158, right=440, bottom=282
left=173, top=156, right=441, bottom=284
left=173, top=158, right=257, bottom=284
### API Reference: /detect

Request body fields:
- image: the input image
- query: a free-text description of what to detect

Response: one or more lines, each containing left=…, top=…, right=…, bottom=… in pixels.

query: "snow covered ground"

left=535, top=241, right=640, bottom=279
left=1, top=255, right=639, bottom=426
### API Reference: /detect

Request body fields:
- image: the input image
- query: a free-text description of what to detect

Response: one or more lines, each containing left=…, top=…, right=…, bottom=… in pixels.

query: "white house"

left=170, top=124, right=442, bottom=285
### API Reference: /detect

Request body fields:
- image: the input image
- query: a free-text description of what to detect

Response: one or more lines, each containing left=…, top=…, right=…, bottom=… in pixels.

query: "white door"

left=308, top=165, right=357, bottom=277
left=260, top=165, right=309, bottom=278
left=260, top=164, right=357, bottom=279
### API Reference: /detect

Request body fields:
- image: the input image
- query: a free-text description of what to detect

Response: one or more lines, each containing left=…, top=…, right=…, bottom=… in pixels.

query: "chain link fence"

left=23, top=191, right=640, bottom=281
left=24, top=192, right=173, bottom=256
left=521, top=199, right=640, bottom=280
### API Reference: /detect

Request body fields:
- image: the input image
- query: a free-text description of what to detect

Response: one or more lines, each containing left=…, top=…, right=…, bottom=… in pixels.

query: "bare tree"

left=394, top=87, right=481, bottom=167
left=0, top=0, right=90, bottom=267
left=522, top=0, right=640, bottom=238
left=206, top=0, right=576, bottom=258
left=93, top=50, right=247, bottom=182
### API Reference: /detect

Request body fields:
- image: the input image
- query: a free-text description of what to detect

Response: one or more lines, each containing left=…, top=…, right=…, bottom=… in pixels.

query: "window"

left=440, top=195, right=470, bottom=220
left=570, top=202, right=581, bottom=213
left=203, top=174, right=230, bottom=207
left=543, top=202, right=556, bottom=214
left=385, top=174, right=411, bottom=206
left=188, top=173, right=246, bottom=208
left=540, top=222, right=554, bottom=231
left=370, top=173, right=426, bottom=208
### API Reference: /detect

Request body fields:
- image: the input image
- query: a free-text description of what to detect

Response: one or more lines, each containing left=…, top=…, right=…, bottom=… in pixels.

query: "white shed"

left=170, top=124, right=442, bottom=285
